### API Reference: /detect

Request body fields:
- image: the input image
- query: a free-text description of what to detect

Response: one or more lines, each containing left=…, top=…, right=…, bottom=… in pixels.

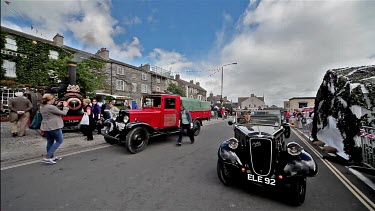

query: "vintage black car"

left=217, top=110, right=318, bottom=206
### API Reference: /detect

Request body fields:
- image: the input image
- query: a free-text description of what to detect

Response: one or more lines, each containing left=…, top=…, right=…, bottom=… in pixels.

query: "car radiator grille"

left=249, top=138, right=272, bottom=176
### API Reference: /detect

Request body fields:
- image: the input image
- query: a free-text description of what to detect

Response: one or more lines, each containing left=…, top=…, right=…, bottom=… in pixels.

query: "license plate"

left=248, top=174, right=275, bottom=186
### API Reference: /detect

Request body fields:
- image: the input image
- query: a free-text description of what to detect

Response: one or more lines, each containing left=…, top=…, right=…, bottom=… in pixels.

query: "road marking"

left=292, top=129, right=375, bottom=211
left=1, top=144, right=113, bottom=171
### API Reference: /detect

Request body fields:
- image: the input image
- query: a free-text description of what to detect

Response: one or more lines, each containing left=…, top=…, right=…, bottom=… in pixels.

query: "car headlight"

left=287, top=142, right=303, bottom=156
left=123, top=115, right=129, bottom=123
left=227, top=138, right=239, bottom=150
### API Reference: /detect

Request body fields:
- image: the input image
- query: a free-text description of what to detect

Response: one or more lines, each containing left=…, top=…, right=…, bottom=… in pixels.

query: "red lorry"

left=101, top=94, right=211, bottom=153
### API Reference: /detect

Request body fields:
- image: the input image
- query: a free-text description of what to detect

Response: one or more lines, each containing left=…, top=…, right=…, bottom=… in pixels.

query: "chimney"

left=53, top=33, right=64, bottom=46
left=196, top=82, right=200, bottom=86
left=175, top=74, right=180, bottom=80
left=95, top=48, right=109, bottom=60
left=140, top=64, right=150, bottom=71
left=67, top=61, right=77, bottom=85
left=190, top=80, right=194, bottom=84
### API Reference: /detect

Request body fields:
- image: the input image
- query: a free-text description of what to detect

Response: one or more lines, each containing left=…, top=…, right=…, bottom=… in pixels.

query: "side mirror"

left=228, top=121, right=233, bottom=125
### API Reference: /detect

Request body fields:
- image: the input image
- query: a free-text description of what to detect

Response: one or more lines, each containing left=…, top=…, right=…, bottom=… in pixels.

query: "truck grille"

left=249, top=138, right=272, bottom=176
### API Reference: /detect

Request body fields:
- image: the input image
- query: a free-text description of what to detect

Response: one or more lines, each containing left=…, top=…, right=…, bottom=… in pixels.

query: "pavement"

left=0, top=118, right=226, bottom=165
left=0, top=121, right=107, bottom=165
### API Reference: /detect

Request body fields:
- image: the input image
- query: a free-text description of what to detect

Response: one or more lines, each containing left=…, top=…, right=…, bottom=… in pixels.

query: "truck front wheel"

left=125, top=127, right=149, bottom=154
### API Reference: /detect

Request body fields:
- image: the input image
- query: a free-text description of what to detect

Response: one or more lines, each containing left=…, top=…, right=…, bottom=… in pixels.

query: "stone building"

left=175, top=74, right=207, bottom=101
left=238, top=94, right=265, bottom=110
left=287, top=97, right=315, bottom=112
left=140, top=64, right=177, bottom=94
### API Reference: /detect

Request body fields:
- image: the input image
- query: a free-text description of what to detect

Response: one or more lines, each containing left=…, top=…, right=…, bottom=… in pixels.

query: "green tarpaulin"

left=181, top=97, right=211, bottom=111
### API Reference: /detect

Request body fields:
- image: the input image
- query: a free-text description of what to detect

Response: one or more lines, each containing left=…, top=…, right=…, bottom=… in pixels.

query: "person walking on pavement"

left=8, top=92, right=33, bottom=137
left=81, top=99, right=95, bottom=141
left=40, top=94, right=69, bottom=164
left=177, top=105, right=194, bottom=146
left=91, top=98, right=102, bottom=134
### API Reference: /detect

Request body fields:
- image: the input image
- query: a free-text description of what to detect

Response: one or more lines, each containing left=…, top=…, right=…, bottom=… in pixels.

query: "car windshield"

left=143, top=97, right=161, bottom=108
left=236, top=110, right=281, bottom=126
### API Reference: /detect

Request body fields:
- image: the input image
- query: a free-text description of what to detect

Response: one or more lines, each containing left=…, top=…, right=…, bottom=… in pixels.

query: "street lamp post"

left=221, top=62, right=237, bottom=102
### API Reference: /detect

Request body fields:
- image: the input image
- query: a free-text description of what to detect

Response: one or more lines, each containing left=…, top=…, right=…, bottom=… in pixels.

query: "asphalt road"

left=1, top=120, right=374, bottom=210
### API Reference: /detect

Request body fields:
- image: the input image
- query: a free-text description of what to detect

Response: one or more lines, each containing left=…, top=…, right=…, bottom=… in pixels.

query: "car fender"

left=282, top=150, right=318, bottom=177
left=125, top=122, right=157, bottom=134
left=218, top=141, right=243, bottom=167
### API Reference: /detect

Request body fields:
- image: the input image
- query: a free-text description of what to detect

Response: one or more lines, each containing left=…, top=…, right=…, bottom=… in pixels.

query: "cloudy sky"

left=1, top=0, right=374, bottom=106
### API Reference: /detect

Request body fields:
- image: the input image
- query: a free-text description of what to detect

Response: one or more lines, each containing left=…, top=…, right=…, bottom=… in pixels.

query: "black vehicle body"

left=217, top=110, right=318, bottom=206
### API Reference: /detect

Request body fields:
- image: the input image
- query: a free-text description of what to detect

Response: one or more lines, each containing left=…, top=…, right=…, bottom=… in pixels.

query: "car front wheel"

left=217, top=161, right=234, bottom=186
left=290, top=177, right=307, bottom=206
left=125, top=127, right=149, bottom=154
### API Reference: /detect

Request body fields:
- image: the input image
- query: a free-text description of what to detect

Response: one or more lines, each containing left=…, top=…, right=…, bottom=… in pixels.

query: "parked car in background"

left=217, top=110, right=318, bottom=205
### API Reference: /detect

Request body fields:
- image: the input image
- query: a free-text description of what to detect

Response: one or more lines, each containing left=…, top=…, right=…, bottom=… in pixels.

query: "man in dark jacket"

left=8, top=92, right=33, bottom=137
left=177, top=105, right=194, bottom=146
left=91, top=98, right=102, bottom=134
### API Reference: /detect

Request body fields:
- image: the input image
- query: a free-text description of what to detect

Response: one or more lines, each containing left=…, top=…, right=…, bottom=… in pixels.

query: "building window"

left=48, top=50, right=59, bottom=60
left=117, top=66, right=125, bottom=75
left=156, top=77, right=161, bottom=83
left=156, top=86, right=160, bottom=92
left=198, top=95, right=202, bottom=101
left=132, top=83, right=137, bottom=92
left=5, top=36, right=17, bottom=51
left=116, top=80, right=125, bottom=91
left=299, top=102, right=308, bottom=108
left=141, top=84, right=148, bottom=93
left=2, top=60, right=16, bottom=77
left=141, top=73, right=147, bottom=80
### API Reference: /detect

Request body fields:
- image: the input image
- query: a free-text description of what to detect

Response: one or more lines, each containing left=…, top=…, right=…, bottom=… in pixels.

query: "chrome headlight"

left=227, top=138, right=239, bottom=150
left=123, top=115, right=129, bottom=123
left=287, top=142, right=303, bottom=156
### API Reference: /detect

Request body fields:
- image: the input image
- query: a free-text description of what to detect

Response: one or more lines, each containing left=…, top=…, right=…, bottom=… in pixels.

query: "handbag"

left=80, top=113, right=89, bottom=125
left=29, top=111, right=42, bottom=129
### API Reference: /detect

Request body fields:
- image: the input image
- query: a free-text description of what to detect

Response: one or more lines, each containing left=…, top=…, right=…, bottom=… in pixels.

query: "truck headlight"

left=287, top=142, right=303, bottom=156
left=228, top=138, right=239, bottom=150
left=123, top=115, right=129, bottom=123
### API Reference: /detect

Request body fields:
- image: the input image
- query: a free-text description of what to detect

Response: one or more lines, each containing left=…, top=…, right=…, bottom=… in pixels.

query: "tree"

left=166, top=83, right=185, bottom=97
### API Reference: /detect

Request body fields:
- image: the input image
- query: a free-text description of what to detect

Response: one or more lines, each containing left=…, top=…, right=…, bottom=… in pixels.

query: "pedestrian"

left=177, top=105, right=194, bottom=146
left=109, top=100, right=120, bottom=119
left=221, top=107, right=226, bottom=120
left=8, top=92, right=33, bottom=137
left=101, top=102, right=110, bottom=120
left=285, top=111, right=291, bottom=123
left=91, top=98, right=102, bottom=134
left=81, top=99, right=95, bottom=141
left=40, top=94, right=69, bottom=164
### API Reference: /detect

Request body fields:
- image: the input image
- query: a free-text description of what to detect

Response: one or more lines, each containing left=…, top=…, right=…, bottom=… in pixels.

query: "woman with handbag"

left=81, top=99, right=95, bottom=141
left=40, top=94, right=69, bottom=164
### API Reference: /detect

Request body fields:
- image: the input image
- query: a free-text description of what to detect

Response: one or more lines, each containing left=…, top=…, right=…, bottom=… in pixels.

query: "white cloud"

left=1, top=0, right=143, bottom=61
left=204, top=0, right=375, bottom=106
left=124, top=16, right=142, bottom=26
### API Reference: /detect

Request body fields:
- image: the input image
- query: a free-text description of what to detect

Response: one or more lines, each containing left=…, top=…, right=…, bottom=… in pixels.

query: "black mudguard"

left=218, top=141, right=243, bottom=168
left=282, top=150, right=318, bottom=177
